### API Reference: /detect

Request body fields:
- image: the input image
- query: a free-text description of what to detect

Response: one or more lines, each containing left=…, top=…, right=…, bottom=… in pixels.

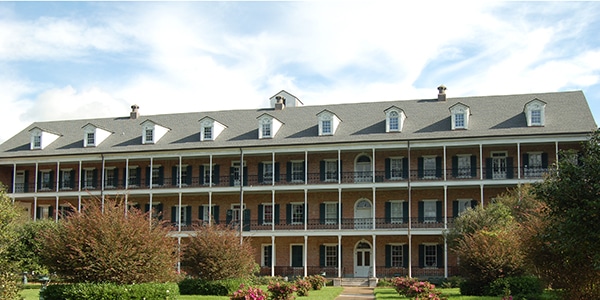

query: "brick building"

left=0, top=87, right=596, bottom=282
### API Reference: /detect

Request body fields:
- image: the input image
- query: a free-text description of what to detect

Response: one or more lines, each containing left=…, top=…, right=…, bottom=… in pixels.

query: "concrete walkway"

left=334, top=286, right=375, bottom=300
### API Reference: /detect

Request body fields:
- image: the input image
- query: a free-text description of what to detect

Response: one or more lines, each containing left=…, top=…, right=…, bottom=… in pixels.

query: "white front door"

left=354, top=155, right=372, bottom=182
left=354, top=199, right=373, bottom=229
left=354, top=242, right=372, bottom=277
left=492, top=152, right=507, bottom=179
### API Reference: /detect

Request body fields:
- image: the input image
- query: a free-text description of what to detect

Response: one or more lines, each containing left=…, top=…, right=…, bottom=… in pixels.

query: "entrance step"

left=334, top=278, right=378, bottom=287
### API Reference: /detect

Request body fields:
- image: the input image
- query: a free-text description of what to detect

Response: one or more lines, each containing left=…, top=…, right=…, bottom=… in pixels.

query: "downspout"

left=407, top=140, right=412, bottom=278
left=101, top=153, right=105, bottom=212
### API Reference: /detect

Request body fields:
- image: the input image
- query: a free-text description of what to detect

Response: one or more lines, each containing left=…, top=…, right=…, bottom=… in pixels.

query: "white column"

left=338, top=235, right=342, bottom=278
left=517, top=142, right=521, bottom=179
left=372, top=234, right=377, bottom=278
left=304, top=235, right=308, bottom=277
left=271, top=236, right=276, bottom=277
left=11, top=163, right=16, bottom=203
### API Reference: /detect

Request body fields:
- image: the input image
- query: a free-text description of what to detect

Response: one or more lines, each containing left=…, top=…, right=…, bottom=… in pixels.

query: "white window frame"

left=38, top=205, right=51, bottom=220
left=290, top=202, right=304, bottom=225
left=324, top=202, right=337, bottom=224
left=175, top=164, right=189, bottom=186
left=59, top=169, right=72, bottom=190
left=324, top=159, right=338, bottom=182
left=39, top=169, right=52, bottom=190
left=203, top=164, right=215, bottom=185
left=128, top=166, right=138, bottom=187
left=389, top=243, right=405, bottom=267
left=324, top=244, right=338, bottom=267
left=525, top=152, right=544, bottom=178
left=322, top=119, right=332, bottom=135
left=151, top=165, right=161, bottom=187
left=86, top=132, right=95, bottom=146
left=524, top=99, right=546, bottom=127
left=390, top=157, right=404, bottom=180
left=261, top=119, right=272, bottom=138
left=104, top=167, right=116, bottom=188
left=491, top=151, right=508, bottom=180
left=144, top=128, right=154, bottom=143
left=58, top=204, right=72, bottom=219
left=424, top=244, right=438, bottom=268
left=83, top=168, right=95, bottom=189
left=291, top=161, right=304, bottom=183
left=450, top=103, right=470, bottom=130
left=423, top=200, right=437, bottom=223
left=262, top=203, right=273, bottom=225
left=203, top=126, right=213, bottom=141
left=262, top=244, right=273, bottom=267
left=423, top=156, right=437, bottom=179
left=457, top=154, right=472, bottom=178
left=262, top=161, right=273, bottom=183
left=389, top=200, right=404, bottom=224
left=33, top=134, right=42, bottom=149
left=175, top=204, right=189, bottom=225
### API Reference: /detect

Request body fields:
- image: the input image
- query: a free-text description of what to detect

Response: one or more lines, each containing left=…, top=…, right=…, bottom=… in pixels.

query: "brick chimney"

left=437, top=85, right=447, bottom=101
left=275, top=96, right=285, bottom=110
left=130, top=104, right=140, bottom=119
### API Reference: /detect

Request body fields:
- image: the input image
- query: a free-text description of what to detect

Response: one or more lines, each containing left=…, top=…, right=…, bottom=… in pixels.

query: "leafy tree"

left=532, top=130, right=600, bottom=298
left=181, top=224, right=256, bottom=280
left=0, top=184, right=21, bottom=300
left=447, top=189, right=536, bottom=294
left=6, top=220, right=57, bottom=275
left=39, top=197, right=179, bottom=284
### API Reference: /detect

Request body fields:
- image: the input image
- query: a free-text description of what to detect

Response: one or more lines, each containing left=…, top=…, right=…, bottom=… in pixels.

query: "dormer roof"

left=140, top=119, right=170, bottom=144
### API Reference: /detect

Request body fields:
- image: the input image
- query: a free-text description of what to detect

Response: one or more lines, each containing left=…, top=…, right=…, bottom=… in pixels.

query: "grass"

left=22, top=286, right=343, bottom=300
left=375, top=287, right=561, bottom=299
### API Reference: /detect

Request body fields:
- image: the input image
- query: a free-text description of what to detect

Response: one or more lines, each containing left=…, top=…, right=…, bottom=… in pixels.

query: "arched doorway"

left=354, top=198, right=373, bottom=229
left=354, top=154, right=372, bottom=182
left=354, top=241, right=372, bottom=277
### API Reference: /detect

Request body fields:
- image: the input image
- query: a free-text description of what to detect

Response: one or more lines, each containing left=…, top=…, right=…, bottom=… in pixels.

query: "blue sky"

left=1, top=1, right=599, bottom=144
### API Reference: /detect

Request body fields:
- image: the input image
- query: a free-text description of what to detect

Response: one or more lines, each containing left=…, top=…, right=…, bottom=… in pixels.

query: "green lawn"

left=375, top=287, right=561, bottom=299
left=22, top=286, right=343, bottom=300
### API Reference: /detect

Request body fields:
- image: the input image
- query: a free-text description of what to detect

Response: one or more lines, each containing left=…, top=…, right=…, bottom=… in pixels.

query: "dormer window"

left=29, top=127, right=60, bottom=150
left=257, top=114, right=282, bottom=139
left=317, top=110, right=341, bottom=136
left=82, top=123, right=111, bottom=147
left=384, top=106, right=406, bottom=132
left=449, top=103, right=470, bottom=130
left=140, top=120, right=169, bottom=144
left=33, top=134, right=42, bottom=149
left=86, top=132, right=95, bottom=146
left=199, top=117, right=226, bottom=141
left=524, top=99, right=546, bottom=127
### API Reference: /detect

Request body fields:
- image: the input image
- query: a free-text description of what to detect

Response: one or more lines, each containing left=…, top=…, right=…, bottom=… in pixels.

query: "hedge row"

left=40, top=282, right=179, bottom=300
left=178, top=278, right=246, bottom=296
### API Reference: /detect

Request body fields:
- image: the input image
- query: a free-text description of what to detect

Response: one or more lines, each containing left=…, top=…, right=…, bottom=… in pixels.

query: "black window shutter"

left=452, top=201, right=459, bottom=218
left=144, top=204, right=150, bottom=213
left=451, top=156, right=458, bottom=178
left=302, top=161, right=306, bottom=181
left=70, top=170, right=76, bottom=188
left=58, top=171, right=63, bottom=188
left=485, top=158, right=493, bottom=179
left=506, top=157, right=514, bottom=179
left=186, top=165, right=192, bottom=185
left=92, top=169, right=97, bottom=188
left=523, top=153, right=530, bottom=167
left=437, top=244, right=444, bottom=267
left=186, top=206, right=192, bottom=225
left=274, top=204, right=280, bottom=224
left=145, top=167, right=150, bottom=187
left=418, top=157, right=424, bottom=178
left=157, top=204, right=163, bottom=220
left=258, top=163, right=264, bottom=183
left=470, top=200, right=478, bottom=208
left=385, top=245, right=391, bottom=268
left=286, top=204, right=292, bottom=224
left=37, top=171, right=42, bottom=190
left=436, top=201, right=443, bottom=223
left=113, top=168, right=119, bottom=187
left=243, top=167, right=248, bottom=186
left=49, top=206, right=54, bottom=219
left=435, top=157, right=442, bottom=178
left=274, top=162, right=280, bottom=182
left=158, top=166, right=164, bottom=185
left=418, top=245, right=425, bottom=268
left=171, top=206, right=177, bottom=225
left=199, top=206, right=205, bottom=221
left=319, top=245, right=326, bottom=267
left=470, top=155, right=477, bottom=177
left=229, top=167, right=235, bottom=186
left=402, top=202, right=408, bottom=222
left=172, top=166, right=178, bottom=186
left=213, top=165, right=220, bottom=184
left=402, top=244, right=409, bottom=267
left=418, top=201, right=424, bottom=223
left=213, top=206, right=220, bottom=224
left=384, top=158, right=391, bottom=179
left=542, top=153, right=548, bottom=168
left=258, top=204, right=264, bottom=224
left=243, top=209, right=250, bottom=231
left=199, top=166, right=205, bottom=185
left=123, top=168, right=127, bottom=187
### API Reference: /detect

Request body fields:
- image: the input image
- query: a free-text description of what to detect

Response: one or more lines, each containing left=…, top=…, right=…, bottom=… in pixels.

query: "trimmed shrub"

left=294, top=278, right=311, bottom=296
left=178, top=278, right=246, bottom=296
left=230, top=284, right=267, bottom=300
left=441, top=276, right=465, bottom=288
left=459, top=279, right=489, bottom=296
left=488, top=276, right=544, bottom=299
left=391, top=277, right=446, bottom=300
left=40, top=282, right=179, bottom=300
left=267, top=280, right=296, bottom=300
left=306, top=274, right=326, bottom=290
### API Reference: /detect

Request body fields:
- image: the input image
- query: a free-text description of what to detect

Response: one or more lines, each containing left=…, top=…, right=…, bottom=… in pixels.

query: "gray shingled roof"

left=0, top=90, right=596, bottom=158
